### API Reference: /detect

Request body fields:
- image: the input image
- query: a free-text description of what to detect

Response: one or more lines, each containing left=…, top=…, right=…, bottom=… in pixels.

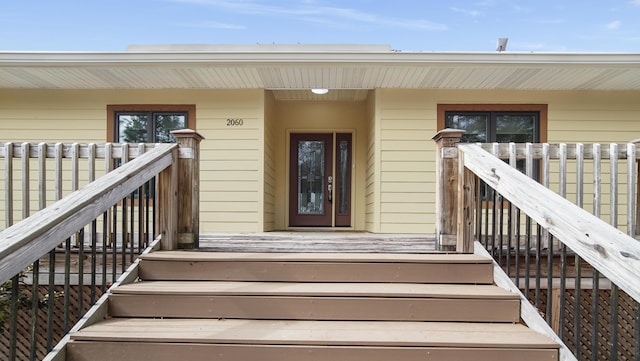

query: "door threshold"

left=285, top=227, right=357, bottom=232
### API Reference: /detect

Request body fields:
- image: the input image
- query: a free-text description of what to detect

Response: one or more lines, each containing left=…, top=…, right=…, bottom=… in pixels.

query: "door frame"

left=286, top=130, right=355, bottom=229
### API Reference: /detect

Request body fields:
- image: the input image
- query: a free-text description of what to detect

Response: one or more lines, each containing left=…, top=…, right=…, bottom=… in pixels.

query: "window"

left=107, top=105, right=196, bottom=143
left=439, top=105, right=546, bottom=144
left=438, top=104, right=547, bottom=179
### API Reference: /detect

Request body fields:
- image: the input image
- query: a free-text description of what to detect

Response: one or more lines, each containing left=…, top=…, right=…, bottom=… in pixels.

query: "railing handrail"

left=0, top=143, right=177, bottom=283
left=458, top=142, right=640, bottom=303
left=475, top=142, right=636, bottom=160
left=0, top=141, right=192, bottom=160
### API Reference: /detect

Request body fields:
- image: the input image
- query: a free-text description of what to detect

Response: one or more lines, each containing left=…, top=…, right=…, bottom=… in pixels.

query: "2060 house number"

left=226, top=118, right=244, bottom=126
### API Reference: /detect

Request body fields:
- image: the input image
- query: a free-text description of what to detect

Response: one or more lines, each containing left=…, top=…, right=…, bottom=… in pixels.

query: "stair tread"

left=71, top=318, right=558, bottom=349
left=140, top=251, right=492, bottom=264
left=113, top=281, right=517, bottom=299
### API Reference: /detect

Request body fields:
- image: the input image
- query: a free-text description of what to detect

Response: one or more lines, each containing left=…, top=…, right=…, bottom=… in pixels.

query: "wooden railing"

left=0, top=129, right=203, bottom=360
left=434, top=129, right=640, bottom=360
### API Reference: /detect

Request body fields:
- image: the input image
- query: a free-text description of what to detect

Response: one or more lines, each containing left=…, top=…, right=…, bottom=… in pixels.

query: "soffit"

left=1, top=50, right=640, bottom=101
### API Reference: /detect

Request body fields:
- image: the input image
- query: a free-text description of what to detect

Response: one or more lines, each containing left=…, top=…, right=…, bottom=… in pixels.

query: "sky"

left=1, top=0, right=640, bottom=53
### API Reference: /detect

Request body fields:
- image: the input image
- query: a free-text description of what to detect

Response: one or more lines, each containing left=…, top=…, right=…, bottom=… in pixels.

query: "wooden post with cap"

left=432, top=129, right=465, bottom=251
left=172, top=129, right=204, bottom=249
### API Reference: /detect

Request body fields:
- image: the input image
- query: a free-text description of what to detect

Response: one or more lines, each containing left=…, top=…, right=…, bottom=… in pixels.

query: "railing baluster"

left=627, top=143, right=637, bottom=236
left=558, top=143, right=567, bottom=341
left=635, top=301, right=640, bottom=361
left=21, top=143, right=30, bottom=222
left=574, top=143, right=584, bottom=359
left=592, top=143, right=601, bottom=361
left=29, top=260, right=39, bottom=361
left=594, top=144, right=602, bottom=218
left=610, top=143, right=618, bottom=228
left=541, top=143, right=553, bottom=325
left=5, top=142, right=13, bottom=227
left=592, top=270, right=600, bottom=361
left=38, top=143, right=47, bottom=210
left=508, top=143, right=516, bottom=280
left=121, top=143, right=129, bottom=273
left=88, top=143, right=97, bottom=304
left=9, top=274, right=19, bottom=361
left=525, top=143, right=533, bottom=296
left=54, top=143, right=63, bottom=202
left=63, top=237, right=71, bottom=333
left=611, top=284, right=619, bottom=361
left=491, top=143, right=499, bottom=259
left=102, top=211, right=108, bottom=293
left=46, top=248, right=56, bottom=352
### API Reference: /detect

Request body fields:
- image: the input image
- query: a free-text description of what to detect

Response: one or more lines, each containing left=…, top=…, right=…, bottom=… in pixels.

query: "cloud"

left=450, top=7, right=482, bottom=17
left=162, top=0, right=446, bottom=31
left=606, top=20, right=622, bottom=30
left=631, top=0, right=640, bottom=6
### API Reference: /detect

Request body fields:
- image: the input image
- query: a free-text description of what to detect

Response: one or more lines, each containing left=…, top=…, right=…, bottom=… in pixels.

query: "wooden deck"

left=198, top=232, right=437, bottom=253
left=66, top=251, right=559, bottom=361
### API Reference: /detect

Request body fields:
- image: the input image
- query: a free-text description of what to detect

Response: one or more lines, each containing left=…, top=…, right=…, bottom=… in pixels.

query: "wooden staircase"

left=65, top=251, right=559, bottom=361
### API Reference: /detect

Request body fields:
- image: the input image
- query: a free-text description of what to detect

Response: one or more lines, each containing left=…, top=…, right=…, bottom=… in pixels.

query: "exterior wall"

left=365, top=91, right=379, bottom=232
left=375, top=88, right=640, bottom=234
left=0, top=88, right=266, bottom=233
left=263, top=91, right=277, bottom=231
left=2, top=87, right=639, bottom=235
left=271, top=98, right=369, bottom=230
left=376, top=89, right=436, bottom=233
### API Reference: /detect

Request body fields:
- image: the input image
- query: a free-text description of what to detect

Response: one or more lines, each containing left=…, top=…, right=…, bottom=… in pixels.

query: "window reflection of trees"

left=297, top=141, right=325, bottom=215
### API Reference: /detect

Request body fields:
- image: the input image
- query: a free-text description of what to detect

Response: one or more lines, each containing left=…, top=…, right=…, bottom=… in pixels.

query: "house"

left=3, top=44, right=640, bottom=360
left=1, top=44, right=640, bottom=236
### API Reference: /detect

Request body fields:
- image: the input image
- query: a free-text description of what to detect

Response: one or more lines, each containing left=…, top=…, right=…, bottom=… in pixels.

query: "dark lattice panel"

left=0, top=285, right=104, bottom=360
left=528, top=288, right=637, bottom=361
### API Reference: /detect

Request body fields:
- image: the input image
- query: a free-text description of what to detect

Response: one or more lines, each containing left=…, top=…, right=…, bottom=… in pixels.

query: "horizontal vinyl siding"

left=365, top=93, right=377, bottom=232
left=378, top=90, right=436, bottom=234
left=545, top=92, right=640, bottom=232
left=0, top=88, right=265, bottom=233
left=263, top=92, right=276, bottom=231
left=197, top=91, right=263, bottom=232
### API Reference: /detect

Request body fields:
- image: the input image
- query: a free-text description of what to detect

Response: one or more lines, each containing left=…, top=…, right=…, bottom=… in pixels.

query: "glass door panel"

left=297, top=140, right=326, bottom=215
left=335, top=133, right=352, bottom=227
left=289, top=134, right=333, bottom=227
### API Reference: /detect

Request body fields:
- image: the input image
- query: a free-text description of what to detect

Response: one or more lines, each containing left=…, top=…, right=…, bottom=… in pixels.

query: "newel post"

left=432, top=129, right=465, bottom=251
left=172, top=129, right=204, bottom=249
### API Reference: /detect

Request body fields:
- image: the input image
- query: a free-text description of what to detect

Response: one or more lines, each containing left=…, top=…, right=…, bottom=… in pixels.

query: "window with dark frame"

left=115, top=111, right=188, bottom=143
left=445, top=110, right=540, bottom=174
left=444, top=111, right=540, bottom=144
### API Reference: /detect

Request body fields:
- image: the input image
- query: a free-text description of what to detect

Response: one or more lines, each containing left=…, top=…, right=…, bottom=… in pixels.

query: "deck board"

left=140, top=251, right=490, bottom=263
left=67, top=342, right=559, bottom=361
left=198, top=232, right=436, bottom=253
left=112, top=281, right=515, bottom=298
left=71, top=318, right=558, bottom=349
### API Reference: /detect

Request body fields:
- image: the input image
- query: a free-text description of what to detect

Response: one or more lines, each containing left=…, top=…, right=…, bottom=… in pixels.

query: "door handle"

left=328, top=184, right=332, bottom=202
left=327, top=176, right=333, bottom=202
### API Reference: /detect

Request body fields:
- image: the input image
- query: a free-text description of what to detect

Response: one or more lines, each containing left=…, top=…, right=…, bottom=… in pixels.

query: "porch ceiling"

left=1, top=46, right=640, bottom=100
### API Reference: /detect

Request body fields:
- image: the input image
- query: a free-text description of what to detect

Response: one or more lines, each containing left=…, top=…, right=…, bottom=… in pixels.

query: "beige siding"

left=0, top=88, right=266, bottom=233
left=377, top=89, right=436, bottom=234
left=263, top=91, right=277, bottom=231
left=375, top=88, right=640, bottom=235
left=365, top=91, right=379, bottom=232
left=3, top=87, right=640, bottom=236
left=193, top=90, right=264, bottom=232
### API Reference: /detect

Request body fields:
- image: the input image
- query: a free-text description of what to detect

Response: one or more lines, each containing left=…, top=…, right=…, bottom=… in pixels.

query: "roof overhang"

left=1, top=45, right=640, bottom=100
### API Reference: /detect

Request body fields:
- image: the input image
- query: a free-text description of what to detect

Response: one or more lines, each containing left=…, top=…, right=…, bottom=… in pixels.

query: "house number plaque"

left=226, top=118, right=244, bottom=126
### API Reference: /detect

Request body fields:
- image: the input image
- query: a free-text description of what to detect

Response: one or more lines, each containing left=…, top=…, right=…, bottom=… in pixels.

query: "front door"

left=289, top=133, right=352, bottom=227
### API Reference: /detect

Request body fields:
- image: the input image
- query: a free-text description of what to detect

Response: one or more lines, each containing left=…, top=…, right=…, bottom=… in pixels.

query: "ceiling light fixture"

left=311, top=88, right=329, bottom=95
